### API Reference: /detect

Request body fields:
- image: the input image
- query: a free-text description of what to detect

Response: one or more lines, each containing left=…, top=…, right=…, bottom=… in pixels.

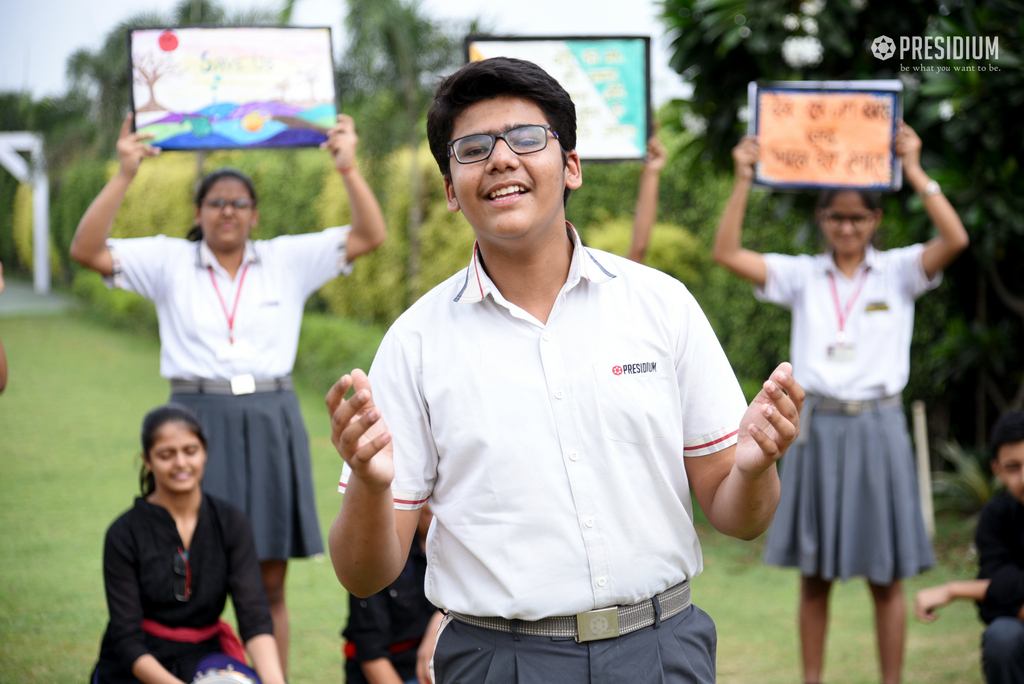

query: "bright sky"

left=0, top=0, right=691, bottom=105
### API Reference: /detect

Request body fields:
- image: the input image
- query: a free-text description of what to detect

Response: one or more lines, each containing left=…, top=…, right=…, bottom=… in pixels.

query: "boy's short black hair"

left=991, top=409, right=1024, bottom=461
left=426, top=57, right=577, bottom=205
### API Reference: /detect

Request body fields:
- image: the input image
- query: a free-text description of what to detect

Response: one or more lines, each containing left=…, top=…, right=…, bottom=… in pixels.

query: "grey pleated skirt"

left=762, top=396, right=934, bottom=585
left=170, top=389, right=324, bottom=561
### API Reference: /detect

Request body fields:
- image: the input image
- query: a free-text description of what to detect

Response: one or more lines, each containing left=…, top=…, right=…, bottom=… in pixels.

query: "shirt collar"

left=453, top=222, right=616, bottom=304
left=822, top=244, right=881, bottom=276
left=195, top=239, right=259, bottom=272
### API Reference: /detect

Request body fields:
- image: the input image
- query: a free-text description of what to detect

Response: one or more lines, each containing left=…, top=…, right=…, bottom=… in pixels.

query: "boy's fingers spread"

left=749, top=424, right=780, bottom=459
left=339, top=413, right=374, bottom=450
left=763, top=405, right=797, bottom=443
left=326, top=374, right=353, bottom=410
left=350, top=431, right=391, bottom=465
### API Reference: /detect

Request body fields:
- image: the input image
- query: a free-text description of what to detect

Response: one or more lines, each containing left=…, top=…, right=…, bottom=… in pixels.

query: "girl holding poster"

left=71, top=113, right=387, bottom=673
left=713, top=122, right=968, bottom=684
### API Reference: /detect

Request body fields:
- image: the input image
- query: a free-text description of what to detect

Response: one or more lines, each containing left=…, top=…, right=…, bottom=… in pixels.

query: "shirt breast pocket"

left=591, top=357, right=678, bottom=446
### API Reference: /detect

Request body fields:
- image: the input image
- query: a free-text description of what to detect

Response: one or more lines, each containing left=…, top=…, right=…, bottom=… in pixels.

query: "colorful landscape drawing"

left=129, top=27, right=337, bottom=150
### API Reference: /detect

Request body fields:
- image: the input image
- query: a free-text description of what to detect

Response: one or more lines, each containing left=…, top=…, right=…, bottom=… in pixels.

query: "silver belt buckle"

left=230, top=374, right=256, bottom=396
left=842, top=400, right=862, bottom=415
left=575, top=607, right=620, bottom=642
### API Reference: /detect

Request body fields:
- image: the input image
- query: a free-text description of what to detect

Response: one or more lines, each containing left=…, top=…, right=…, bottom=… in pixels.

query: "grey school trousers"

left=432, top=605, right=716, bottom=684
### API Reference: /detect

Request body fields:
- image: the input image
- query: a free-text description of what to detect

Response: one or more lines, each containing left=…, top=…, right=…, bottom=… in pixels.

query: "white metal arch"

left=0, top=132, right=50, bottom=294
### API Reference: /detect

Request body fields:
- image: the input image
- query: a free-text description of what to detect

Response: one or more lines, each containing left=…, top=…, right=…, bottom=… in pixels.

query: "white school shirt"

left=106, top=227, right=352, bottom=379
left=755, top=244, right=940, bottom=400
left=340, top=226, right=747, bottom=620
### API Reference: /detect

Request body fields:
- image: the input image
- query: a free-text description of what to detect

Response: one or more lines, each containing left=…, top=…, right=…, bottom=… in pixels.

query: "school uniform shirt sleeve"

left=339, top=326, right=436, bottom=510
left=265, top=226, right=353, bottom=299
left=755, top=253, right=814, bottom=310
left=104, top=236, right=181, bottom=302
left=102, top=516, right=150, bottom=670
left=675, top=285, right=749, bottom=457
left=977, top=493, right=1024, bottom=623
left=217, top=500, right=274, bottom=643
left=883, top=243, right=942, bottom=299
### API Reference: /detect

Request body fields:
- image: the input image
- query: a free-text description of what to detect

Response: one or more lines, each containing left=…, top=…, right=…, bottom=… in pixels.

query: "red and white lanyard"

left=827, top=268, right=869, bottom=345
left=208, top=263, right=251, bottom=344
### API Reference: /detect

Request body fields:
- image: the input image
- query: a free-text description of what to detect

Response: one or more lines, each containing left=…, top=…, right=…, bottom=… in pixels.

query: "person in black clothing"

left=91, top=404, right=286, bottom=684
left=915, top=409, right=1024, bottom=683
left=343, top=504, right=442, bottom=684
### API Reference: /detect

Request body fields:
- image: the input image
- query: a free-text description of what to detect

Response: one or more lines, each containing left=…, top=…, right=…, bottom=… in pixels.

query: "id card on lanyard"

left=209, top=263, right=255, bottom=362
left=826, top=268, right=869, bottom=363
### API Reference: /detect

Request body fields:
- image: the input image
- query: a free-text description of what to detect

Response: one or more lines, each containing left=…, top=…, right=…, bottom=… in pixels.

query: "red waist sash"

left=141, top=617, right=247, bottom=663
left=343, top=636, right=422, bottom=660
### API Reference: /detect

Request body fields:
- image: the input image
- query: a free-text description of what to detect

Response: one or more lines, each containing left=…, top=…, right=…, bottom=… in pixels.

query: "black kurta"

left=93, top=495, right=273, bottom=683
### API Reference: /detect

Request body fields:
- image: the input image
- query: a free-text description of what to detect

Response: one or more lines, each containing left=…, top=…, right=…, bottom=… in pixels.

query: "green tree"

left=660, top=0, right=1024, bottom=446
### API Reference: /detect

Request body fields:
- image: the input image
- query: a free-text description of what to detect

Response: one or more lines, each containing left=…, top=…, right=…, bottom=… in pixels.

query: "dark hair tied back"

left=188, top=167, right=258, bottom=242
left=815, top=188, right=883, bottom=212
left=139, top=403, right=208, bottom=496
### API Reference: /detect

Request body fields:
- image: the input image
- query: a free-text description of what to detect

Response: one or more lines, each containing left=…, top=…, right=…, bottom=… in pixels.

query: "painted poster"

left=748, top=80, right=903, bottom=190
left=466, top=36, right=650, bottom=161
left=128, top=27, right=337, bottom=150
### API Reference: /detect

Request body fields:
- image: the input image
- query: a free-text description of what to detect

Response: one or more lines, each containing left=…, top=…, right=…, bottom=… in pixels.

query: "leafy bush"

left=933, top=439, right=1001, bottom=517
left=293, top=313, right=386, bottom=395
left=109, top=156, right=194, bottom=239
left=50, top=158, right=108, bottom=280
left=586, top=217, right=705, bottom=288
left=71, top=269, right=159, bottom=335
left=0, top=163, right=19, bottom=270
left=318, top=144, right=476, bottom=324
left=12, top=183, right=64, bottom=279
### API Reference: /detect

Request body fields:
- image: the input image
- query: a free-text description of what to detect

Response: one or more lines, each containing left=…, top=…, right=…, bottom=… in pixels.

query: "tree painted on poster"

left=132, top=54, right=181, bottom=113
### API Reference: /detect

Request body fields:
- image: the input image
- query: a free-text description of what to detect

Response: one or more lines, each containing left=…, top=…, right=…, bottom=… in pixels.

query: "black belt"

left=448, top=580, right=691, bottom=643
left=170, top=375, right=293, bottom=396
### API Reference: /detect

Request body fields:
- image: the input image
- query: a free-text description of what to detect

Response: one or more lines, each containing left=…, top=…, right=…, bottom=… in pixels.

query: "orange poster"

left=754, top=87, right=900, bottom=189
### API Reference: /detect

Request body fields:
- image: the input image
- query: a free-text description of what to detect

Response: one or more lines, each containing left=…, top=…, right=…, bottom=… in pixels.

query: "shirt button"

left=597, top=577, right=607, bottom=587
left=569, top=451, right=579, bottom=461
left=542, top=332, right=553, bottom=341
left=554, top=389, right=564, bottom=399
left=585, top=518, right=595, bottom=528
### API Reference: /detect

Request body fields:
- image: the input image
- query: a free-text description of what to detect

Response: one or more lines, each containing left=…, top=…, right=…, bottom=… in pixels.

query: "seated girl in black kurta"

left=91, top=404, right=286, bottom=684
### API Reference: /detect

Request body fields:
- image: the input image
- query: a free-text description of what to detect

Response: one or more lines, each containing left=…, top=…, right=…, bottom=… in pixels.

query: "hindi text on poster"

left=755, top=89, right=897, bottom=189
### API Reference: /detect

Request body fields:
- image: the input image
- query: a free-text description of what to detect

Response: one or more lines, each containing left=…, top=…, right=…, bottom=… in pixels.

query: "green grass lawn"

left=0, top=314, right=983, bottom=683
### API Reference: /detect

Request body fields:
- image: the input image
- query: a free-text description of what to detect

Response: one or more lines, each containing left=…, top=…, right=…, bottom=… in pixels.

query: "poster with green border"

left=466, top=36, right=651, bottom=161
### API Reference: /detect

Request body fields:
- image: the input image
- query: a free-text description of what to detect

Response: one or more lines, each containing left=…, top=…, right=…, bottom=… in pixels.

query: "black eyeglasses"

left=447, top=125, right=558, bottom=164
left=173, top=547, right=192, bottom=602
left=821, top=212, right=875, bottom=229
left=202, top=197, right=254, bottom=210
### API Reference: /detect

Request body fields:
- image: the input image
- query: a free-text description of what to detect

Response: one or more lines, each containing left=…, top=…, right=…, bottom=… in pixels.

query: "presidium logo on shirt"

left=611, top=362, right=659, bottom=376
